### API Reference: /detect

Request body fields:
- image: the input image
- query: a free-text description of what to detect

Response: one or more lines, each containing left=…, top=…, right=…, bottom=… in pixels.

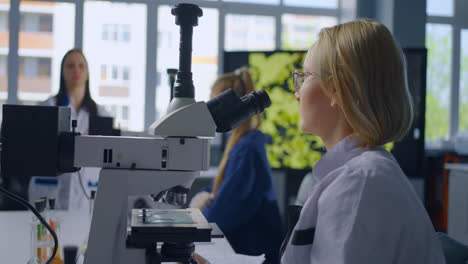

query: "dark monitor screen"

left=89, top=116, right=121, bottom=136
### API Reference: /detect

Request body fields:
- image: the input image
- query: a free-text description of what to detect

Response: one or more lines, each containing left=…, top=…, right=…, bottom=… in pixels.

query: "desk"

left=446, top=163, right=468, bottom=245
left=0, top=210, right=264, bottom=264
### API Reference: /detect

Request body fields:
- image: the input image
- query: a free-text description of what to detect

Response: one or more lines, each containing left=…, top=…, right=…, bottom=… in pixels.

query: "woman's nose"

left=295, top=92, right=300, bottom=102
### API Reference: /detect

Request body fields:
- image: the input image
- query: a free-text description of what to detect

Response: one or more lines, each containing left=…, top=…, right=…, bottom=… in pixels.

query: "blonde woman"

left=190, top=67, right=283, bottom=263
left=281, top=19, right=445, bottom=263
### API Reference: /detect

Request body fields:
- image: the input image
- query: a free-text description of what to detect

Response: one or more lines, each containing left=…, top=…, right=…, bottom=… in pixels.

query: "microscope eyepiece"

left=206, top=89, right=271, bottom=133
left=244, top=89, right=271, bottom=114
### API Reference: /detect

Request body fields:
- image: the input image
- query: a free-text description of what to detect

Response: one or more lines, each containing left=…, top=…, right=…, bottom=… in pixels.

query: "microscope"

left=0, top=3, right=271, bottom=264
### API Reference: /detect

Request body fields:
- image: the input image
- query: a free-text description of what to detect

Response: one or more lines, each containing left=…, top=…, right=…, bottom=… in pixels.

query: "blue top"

left=203, top=130, right=284, bottom=262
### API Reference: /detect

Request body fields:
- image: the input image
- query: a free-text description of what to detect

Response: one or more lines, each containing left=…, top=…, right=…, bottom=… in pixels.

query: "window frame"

left=426, top=0, right=468, bottom=147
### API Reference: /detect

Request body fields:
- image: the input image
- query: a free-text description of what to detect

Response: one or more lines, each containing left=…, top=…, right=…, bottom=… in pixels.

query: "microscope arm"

left=73, top=135, right=211, bottom=172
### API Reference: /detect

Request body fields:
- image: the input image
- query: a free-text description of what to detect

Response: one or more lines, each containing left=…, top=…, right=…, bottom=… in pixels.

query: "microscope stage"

left=127, top=208, right=213, bottom=246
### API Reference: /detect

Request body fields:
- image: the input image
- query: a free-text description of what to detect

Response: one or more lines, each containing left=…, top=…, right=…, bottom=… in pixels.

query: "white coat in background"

left=281, top=136, right=446, bottom=264
left=28, top=97, right=110, bottom=211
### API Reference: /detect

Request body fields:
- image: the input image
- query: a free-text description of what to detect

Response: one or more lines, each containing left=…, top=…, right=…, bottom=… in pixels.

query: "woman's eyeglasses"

left=292, top=70, right=318, bottom=92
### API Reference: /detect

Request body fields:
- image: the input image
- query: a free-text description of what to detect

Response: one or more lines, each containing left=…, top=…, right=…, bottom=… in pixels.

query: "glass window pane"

left=0, top=0, right=8, bottom=120
left=284, top=0, right=338, bottom=9
left=427, top=0, right=454, bottom=17
left=18, top=1, right=75, bottom=104
left=223, top=0, right=279, bottom=5
left=425, top=24, right=452, bottom=141
left=156, top=6, right=218, bottom=119
left=282, top=14, right=337, bottom=50
left=459, top=30, right=468, bottom=131
left=225, top=14, right=275, bottom=51
left=84, top=1, right=147, bottom=132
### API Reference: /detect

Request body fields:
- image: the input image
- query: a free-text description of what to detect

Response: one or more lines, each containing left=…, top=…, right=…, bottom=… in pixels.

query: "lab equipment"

left=47, top=199, right=63, bottom=264
left=0, top=3, right=271, bottom=264
left=88, top=116, right=120, bottom=136
left=63, top=246, right=78, bottom=264
left=28, top=199, right=51, bottom=264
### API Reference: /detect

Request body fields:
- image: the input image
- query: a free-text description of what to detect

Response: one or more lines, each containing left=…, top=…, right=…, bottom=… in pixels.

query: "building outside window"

left=225, top=14, right=275, bottom=51
left=18, top=1, right=75, bottom=103
left=282, top=14, right=337, bottom=50
left=84, top=1, right=146, bottom=131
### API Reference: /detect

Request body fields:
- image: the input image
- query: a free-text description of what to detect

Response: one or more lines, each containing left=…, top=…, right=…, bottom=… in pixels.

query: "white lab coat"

left=281, top=136, right=445, bottom=264
left=28, top=97, right=109, bottom=211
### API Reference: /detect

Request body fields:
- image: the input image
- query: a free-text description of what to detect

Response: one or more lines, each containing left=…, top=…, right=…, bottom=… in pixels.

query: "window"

left=282, top=14, right=337, bottom=50
left=225, top=14, right=275, bottom=51
left=19, top=57, right=36, bottom=77
left=39, top=14, right=53, bottom=32
left=102, top=24, right=109, bottom=40
left=284, top=0, right=338, bottom=9
left=0, top=55, right=6, bottom=99
left=427, top=0, right=454, bottom=17
left=0, top=11, right=7, bottom=32
left=0, top=56, right=6, bottom=77
left=122, top=105, right=129, bottom=120
left=122, top=25, right=131, bottom=42
left=101, top=65, right=107, bottom=80
left=122, top=66, right=130, bottom=81
left=18, top=1, right=75, bottom=103
left=20, top=13, right=53, bottom=33
left=426, top=0, right=467, bottom=146
left=0, top=3, right=8, bottom=118
left=18, top=57, right=52, bottom=95
left=459, top=30, right=468, bottom=131
left=38, top=58, right=51, bottom=76
left=425, top=24, right=452, bottom=141
left=19, top=57, right=51, bottom=78
left=223, top=0, right=279, bottom=4
left=102, top=24, right=131, bottom=43
left=112, top=24, right=118, bottom=41
left=111, top=65, right=118, bottom=80
left=84, top=1, right=146, bottom=131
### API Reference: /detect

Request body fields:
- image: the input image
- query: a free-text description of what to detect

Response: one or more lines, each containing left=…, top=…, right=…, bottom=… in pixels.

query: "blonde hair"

left=312, top=19, right=414, bottom=148
left=211, top=67, right=262, bottom=196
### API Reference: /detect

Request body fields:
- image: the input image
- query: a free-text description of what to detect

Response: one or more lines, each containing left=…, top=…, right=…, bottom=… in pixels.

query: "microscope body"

left=81, top=101, right=216, bottom=264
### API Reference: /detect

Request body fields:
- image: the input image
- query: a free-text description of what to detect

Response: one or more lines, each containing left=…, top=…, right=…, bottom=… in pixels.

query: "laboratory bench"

left=0, top=209, right=265, bottom=264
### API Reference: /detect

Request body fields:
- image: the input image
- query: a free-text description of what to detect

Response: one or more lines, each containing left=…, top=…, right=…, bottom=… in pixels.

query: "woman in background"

left=190, top=67, right=284, bottom=264
left=29, top=49, right=109, bottom=210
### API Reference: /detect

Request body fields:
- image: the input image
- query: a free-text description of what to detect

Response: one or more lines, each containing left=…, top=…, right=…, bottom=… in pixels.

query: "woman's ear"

left=330, top=96, right=338, bottom=107
left=328, top=82, right=339, bottom=108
